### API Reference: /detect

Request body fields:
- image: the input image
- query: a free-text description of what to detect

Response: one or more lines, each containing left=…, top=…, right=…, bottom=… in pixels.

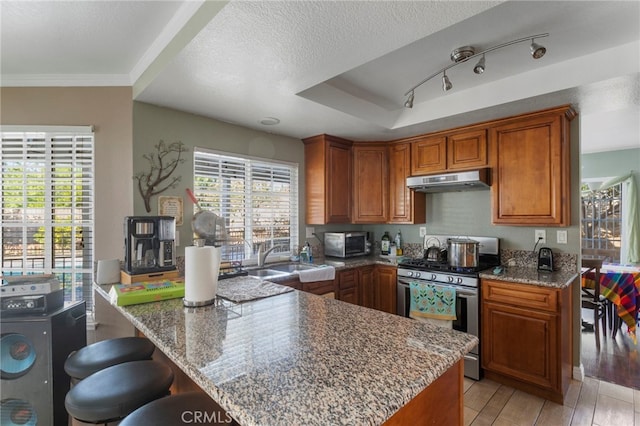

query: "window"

left=1, top=126, right=95, bottom=307
left=193, top=148, right=298, bottom=262
left=581, top=182, right=622, bottom=263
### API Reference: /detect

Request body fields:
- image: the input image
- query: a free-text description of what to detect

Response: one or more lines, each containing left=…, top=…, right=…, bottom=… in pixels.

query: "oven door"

left=397, top=278, right=478, bottom=338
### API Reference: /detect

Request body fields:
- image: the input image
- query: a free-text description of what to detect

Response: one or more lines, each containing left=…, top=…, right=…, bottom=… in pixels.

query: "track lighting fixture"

left=404, top=90, right=414, bottom=108
left=403, top=33, right=548, bottom=108
left=530, top=39, right=546, bottom=59
left=442, top=71, right=452, bottom=91
left=473, top=54, right=485, bottom=74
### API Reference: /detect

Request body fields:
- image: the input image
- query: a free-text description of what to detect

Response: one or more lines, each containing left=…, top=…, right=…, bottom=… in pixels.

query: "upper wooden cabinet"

left=352, top=143, right=388, bottom=223
left=411, top=129, right=488, bottom=175
left=388, top=142, right=425, bottom=224
left=303, top=134, right=352, bottom=225
left=490, top=106, right=575, bottom=226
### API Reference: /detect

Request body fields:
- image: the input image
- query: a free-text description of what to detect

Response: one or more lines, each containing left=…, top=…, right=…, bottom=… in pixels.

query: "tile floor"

left=463, top=376, right=640, bottom=426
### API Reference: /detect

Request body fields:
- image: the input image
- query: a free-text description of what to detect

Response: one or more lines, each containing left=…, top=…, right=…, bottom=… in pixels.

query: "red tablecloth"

left=582, top=270, right=640, bottom=343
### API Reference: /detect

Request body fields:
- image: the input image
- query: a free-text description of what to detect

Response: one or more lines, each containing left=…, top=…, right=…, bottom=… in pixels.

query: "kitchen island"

left=94, top=277, right=477, bottom=425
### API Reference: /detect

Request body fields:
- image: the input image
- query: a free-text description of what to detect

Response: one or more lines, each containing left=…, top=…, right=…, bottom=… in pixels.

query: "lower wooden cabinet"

left=481, top=279, right=573, bottom=404
left=358, top=266, right=375, bottom=309
left=337, top=268, right=359, bottom=305
left=374, top=265, right=397, bottom=315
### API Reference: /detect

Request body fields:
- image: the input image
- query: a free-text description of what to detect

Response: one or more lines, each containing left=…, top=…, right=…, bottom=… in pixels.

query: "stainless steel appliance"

left=324, top=231, right=370, bottom=258
left=537, top=247, right=554, bottom=271
left=406, top=169, right=490, bottom=192
left=124, top=216, right=176, bottom=274
left=396, top=235, right=500, bottom=380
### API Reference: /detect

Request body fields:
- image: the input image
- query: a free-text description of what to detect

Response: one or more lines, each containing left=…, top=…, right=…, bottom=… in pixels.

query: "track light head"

left=473, top=55, right=486, bottom=74
left=530, top=39, right=546, bottom=59
left=442, top=71, right=452, bottom=91
left=404, top=91, right=414, bottom=108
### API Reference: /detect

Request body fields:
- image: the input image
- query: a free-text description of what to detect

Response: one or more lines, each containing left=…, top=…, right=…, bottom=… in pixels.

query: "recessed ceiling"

left=1, top=1, right=638, bottom=154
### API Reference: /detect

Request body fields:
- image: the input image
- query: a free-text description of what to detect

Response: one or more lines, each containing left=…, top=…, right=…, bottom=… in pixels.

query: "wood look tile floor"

left=463, top=377, right=640, bottom=426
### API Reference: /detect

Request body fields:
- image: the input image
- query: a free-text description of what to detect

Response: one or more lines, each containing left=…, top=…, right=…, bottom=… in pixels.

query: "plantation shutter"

left=193, top=148, right=299, bottom=262
left=1, top=126, right=95, bottom=308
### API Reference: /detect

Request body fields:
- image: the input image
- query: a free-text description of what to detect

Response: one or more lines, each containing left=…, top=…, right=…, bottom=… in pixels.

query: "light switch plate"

left=557, top=230, right=568, bottom=244
left=305, top=227, right=315, bottom=238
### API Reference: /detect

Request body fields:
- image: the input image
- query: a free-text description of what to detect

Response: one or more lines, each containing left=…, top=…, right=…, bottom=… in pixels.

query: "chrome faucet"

left=257, top=243, right=281, bottom=267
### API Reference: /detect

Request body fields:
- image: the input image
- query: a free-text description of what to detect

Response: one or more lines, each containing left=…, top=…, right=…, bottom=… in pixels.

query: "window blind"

left=193, top=148, right=299, bottom=262
left=1, top=128, right=95, bottom=307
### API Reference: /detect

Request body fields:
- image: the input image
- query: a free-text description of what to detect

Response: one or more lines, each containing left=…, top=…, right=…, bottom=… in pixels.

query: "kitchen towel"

left=297, top=265, right=336, bottom=283
left=409, top=281, right=457, bottom=320
left=184, top=245, right=220, bottom=305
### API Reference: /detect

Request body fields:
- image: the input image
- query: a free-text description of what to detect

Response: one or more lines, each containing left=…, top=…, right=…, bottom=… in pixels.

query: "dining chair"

left=581, top=258, right=607, bottom=347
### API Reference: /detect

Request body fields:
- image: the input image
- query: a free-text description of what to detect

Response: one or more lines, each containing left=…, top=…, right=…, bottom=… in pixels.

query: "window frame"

left=1, top=125, right=95, bottom=307
left=193, top=147, right=299, bottom=263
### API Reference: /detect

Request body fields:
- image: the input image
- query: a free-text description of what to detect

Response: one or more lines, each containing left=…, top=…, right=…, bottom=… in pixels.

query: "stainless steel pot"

left=424, top=237, right=447, bottom=262
left=448, top=238, right=479, bottom=268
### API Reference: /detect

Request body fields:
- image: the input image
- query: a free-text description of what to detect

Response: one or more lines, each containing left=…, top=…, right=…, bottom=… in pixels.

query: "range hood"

left=406, top=169, right=490, bottom=193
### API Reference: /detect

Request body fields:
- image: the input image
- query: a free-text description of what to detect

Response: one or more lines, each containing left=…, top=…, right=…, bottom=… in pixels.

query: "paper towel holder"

left=183, top=297, right=217, bottom=307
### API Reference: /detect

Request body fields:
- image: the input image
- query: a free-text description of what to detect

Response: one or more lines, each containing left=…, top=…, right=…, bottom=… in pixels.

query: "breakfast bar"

left=94, top=276, right=477, bottom=425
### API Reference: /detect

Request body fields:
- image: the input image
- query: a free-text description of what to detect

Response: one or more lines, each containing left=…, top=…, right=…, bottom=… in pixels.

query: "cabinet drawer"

left=482, top=279, right=557, bottom=312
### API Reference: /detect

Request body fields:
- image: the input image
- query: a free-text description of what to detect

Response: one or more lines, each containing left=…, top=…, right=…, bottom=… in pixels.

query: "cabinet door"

left=389, top=142, right=426, bottom=224
left=302, top=279, right=336, bottom=296
left=411, top=136, right=446, bottom=175
left=374, top=265, right=397, bottom=314
left=303, top=135, right=352, bottom=224
left=447, top=129, right=488, bottom=170
left=491, top=110, right=570, bottom=226
left=353, top=144, right=388, bottom=223
left=482, top=301, right=558, bottom=390
left=359, top=266, right=375, bottom=309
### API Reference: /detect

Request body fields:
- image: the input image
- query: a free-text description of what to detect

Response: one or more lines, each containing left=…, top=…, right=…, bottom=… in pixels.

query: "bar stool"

left=64, top=336, right=155, bottom=383
left=65, top=360, right=174, bottom=424
left=120, top=392, right=235, bottom=426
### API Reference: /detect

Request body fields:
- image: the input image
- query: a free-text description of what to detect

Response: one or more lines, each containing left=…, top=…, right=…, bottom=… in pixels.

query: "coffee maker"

left=124, top=216, right=176, bottom=274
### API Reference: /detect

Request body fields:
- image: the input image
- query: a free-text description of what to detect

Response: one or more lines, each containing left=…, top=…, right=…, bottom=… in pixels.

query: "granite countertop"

left=479, top=267, right=578, bottom=289
left=94, top=278, right=477, bottom=425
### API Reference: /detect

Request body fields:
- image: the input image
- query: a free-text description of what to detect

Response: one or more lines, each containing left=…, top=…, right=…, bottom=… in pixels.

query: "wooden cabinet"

left=481, top=278, right=573, bottom=404
left=353, top=143, right=388, bottom=223
left=358, top=266, right=375, bottom=309
left=302, top=279, right=336, bottom=296
left=337, top=268, right=359, bottom=305
left=374, top=265, right=397, bottom=315
left=388, top=142, right=426, bottom=224
left=303, top=134, right=352, bottom=224
left=490, top=106, right=575, bottom=226
left=410, top=129, right=487, bottom=175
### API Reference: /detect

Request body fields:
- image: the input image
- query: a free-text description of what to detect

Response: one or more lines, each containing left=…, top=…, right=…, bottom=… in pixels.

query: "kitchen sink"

left=246, top=262, right=318, bottom=279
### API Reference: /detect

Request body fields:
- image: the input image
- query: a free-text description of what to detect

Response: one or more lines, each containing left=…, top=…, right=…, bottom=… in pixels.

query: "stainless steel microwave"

left=324, top=232, right=370, bottom=258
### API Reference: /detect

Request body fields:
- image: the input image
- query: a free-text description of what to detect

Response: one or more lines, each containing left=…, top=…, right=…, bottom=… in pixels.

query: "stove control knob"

left=414, top=272, right=421, bottom=278
left=431, top=274, right=437, bottom=281
left=407, top=271, right=414, bottom=277
left=457, top=277, right=463, bottom=284
left=448, top=276, right=454, bottom=283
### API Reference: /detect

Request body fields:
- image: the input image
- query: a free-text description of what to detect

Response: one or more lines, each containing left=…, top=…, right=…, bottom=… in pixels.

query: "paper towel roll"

left=184, top=245, right=220, bottom=306
left=96, top=259, right=121, bottom=284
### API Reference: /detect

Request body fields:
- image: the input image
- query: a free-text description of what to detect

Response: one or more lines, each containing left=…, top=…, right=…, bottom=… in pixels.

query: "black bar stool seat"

left=65, top=360, right=174, bottom=423
left=120, top=392, right=233, bottom=426
left=64, top=336, right=155, bottom=381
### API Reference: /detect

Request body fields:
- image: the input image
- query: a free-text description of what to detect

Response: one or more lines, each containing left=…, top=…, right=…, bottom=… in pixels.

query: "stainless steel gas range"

left=396, top=235, right=500, bottom=380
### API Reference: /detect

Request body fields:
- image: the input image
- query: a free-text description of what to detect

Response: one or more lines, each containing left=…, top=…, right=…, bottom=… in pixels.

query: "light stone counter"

left=479, top=267, right=578, bottom=289
left=94, top=278, right=477, bottom=425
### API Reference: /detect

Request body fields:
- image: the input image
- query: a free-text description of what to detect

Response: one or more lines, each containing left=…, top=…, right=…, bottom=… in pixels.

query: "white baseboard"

left=86, top=312, right=99, bottom=331
left=573, top=364, right=585, bottom=381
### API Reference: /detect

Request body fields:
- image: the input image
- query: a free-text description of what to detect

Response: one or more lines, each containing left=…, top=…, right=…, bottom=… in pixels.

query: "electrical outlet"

left=534, top=229, right=546, bottom=244
left=557, top=230, right=568, bottom=244
left=419, top=227, right=427, bottom=237
left=305, top=227, right=315, bottom=238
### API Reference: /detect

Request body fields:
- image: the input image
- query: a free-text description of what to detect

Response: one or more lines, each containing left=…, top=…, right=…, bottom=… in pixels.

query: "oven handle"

left=397, top=279, right=477, bottom=297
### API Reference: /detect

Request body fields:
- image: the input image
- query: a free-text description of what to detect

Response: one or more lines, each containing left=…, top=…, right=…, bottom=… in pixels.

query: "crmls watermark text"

left=181, top=410, right=234, bottom=424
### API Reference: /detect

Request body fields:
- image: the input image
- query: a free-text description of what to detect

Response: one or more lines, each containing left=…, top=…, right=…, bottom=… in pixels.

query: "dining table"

left=582, top=267, right=640, bottom=344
